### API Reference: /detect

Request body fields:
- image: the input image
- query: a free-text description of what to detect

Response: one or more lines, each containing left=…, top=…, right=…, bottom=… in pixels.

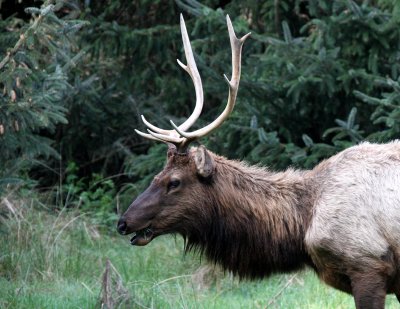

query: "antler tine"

left=146, top=129, right=184, bottom=144
left=140, top=115, right=171, bottom=134
left=134, top=129, right=163, bottom=142
left=175, top=14, right=204, bottom=132
left=135, top=128, right=185, bottom=145
left=170, top=15, right=250, bottom=140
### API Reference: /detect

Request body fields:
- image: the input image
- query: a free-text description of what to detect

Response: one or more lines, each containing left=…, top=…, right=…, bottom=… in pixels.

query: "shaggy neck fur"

left=183, top=154, right=314, bottom=279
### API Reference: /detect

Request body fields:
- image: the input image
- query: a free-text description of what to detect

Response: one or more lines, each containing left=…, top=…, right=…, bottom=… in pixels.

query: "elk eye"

left=168, top=179, right=180, bottom=190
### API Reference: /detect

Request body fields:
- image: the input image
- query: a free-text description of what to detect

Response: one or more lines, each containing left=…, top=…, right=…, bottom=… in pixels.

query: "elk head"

left=117, top=14, right=250, bottom=246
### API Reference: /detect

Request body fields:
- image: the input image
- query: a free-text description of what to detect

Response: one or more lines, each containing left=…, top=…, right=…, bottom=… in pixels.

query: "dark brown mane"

left=182, top=153, right=314, bottom=279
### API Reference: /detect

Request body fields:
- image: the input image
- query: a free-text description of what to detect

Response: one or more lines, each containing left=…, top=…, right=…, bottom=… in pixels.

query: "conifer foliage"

left=1, top=0, right=400, bottom=200
left=0, top=0, right=86, bottom=190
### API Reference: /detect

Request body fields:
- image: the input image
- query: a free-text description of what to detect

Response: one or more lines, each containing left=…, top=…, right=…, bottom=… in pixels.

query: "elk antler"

left=135, top=14, right=250, bottom=153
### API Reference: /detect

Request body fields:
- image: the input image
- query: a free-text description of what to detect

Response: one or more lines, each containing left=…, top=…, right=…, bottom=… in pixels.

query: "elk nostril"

left=117, top=218, right=128, bottom=235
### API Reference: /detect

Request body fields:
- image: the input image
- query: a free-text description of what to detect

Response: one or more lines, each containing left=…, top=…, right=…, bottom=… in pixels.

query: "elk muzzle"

left=117, top=216, right=155, bottom=246
left=117, top=217, right=128, bottom=235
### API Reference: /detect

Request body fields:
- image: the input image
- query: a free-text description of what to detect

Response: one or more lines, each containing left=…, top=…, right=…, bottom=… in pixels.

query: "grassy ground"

left=0, top=197, right=398, bottom=309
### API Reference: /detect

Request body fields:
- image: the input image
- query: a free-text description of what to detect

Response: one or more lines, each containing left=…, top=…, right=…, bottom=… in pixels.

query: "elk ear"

left=194, top=146, right=215, bottom=178
left=167, top=143, right=177, bottom=158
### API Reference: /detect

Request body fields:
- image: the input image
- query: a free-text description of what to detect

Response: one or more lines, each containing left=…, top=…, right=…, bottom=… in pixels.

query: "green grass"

left=0, top=197, right=398, bottom=309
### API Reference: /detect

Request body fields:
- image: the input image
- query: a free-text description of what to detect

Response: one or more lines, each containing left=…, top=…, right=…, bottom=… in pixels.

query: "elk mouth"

left=130, top=226, right=154, bottom=246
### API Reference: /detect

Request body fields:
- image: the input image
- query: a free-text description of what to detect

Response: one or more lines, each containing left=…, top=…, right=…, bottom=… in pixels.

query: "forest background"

left=1, top=0, right=400, bottom=308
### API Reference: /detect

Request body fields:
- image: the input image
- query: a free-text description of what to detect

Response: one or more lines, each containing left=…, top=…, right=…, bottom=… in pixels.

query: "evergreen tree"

left=0, top=0, right=87, bottom=193
left=2, top=0, right=400, bottom=207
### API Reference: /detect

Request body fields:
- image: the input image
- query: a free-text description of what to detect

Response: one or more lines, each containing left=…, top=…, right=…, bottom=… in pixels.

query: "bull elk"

left=117, top=14, right=400, bottom=309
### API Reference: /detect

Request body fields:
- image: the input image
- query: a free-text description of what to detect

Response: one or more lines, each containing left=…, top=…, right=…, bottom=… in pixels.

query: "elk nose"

left=117, top=218, right=128, bottom=235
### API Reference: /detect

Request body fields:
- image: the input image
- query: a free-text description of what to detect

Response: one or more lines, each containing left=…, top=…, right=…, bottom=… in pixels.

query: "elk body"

left=117, top=15, right=400, bottom=309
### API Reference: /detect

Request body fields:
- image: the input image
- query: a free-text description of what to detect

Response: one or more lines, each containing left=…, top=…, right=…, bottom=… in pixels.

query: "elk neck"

left=183, top=153, right=315, bottom=279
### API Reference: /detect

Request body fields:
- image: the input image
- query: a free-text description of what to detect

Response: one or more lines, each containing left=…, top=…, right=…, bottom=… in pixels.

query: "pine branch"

left=0, top=4, right=54, bottom=71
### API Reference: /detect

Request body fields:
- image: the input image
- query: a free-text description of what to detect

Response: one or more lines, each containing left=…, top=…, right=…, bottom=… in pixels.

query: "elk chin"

left=130, top=226, right=154, bottom=246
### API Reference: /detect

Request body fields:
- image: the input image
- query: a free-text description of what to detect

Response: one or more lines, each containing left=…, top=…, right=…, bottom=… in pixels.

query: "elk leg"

left=350, top=273, right=387, bottom=309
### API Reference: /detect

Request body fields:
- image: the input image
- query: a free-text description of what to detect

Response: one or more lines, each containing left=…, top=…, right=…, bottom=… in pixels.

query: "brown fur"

left=118, top=142, right=400, bottom=309
left=183, top=150, right=314, bottom=278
